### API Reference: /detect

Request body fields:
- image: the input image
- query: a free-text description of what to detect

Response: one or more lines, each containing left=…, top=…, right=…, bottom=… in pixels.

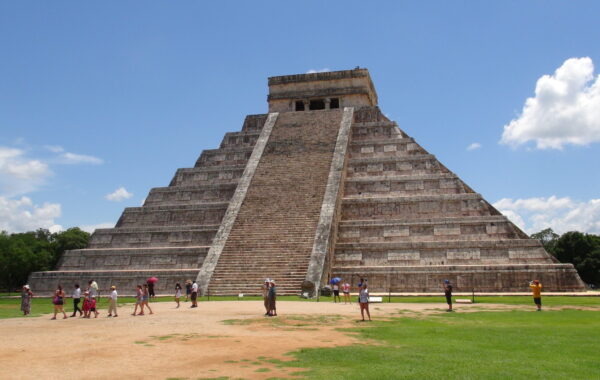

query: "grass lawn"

left=278, top=310, right=600, bottom=379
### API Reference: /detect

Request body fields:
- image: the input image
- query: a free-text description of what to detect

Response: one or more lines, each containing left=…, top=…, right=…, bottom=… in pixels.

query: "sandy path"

left=0, top=301, right=538, bottom=380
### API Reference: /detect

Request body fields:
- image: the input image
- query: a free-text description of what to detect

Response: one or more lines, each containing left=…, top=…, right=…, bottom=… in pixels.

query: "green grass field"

left=277, top=310, right=600, bottom=379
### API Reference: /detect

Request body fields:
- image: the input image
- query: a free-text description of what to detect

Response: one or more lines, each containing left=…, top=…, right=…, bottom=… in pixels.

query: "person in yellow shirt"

left=529, top=280, right=542, bottom=311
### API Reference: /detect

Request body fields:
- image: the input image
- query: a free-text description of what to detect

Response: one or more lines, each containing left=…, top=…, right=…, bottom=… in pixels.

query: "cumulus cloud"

left=306, top=68, right=331, bottom=74
left=0, top=196, right=62, bottom=233
left=501, top=57, right=600, bottom=149
left=0, top=147, right=52, bottom=196
left=493, top=196, right=600, bottom=234
left=466, top=142, right=482, bottom=151
left=80, top=222, right=114, bottom=233
left=105, top=187, right=133, bottom=202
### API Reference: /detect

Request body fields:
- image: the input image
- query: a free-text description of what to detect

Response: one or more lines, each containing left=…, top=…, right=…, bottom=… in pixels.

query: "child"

left=175, top=283, right=182, bottom=308
left=89, top=295, right=99, bottom=318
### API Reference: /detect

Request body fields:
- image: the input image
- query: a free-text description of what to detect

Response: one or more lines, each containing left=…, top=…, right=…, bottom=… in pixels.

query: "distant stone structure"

left=29, top=69, right=585, bottom=295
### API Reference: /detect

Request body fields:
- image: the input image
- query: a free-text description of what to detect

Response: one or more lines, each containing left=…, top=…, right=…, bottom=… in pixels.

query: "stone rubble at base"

left=28, top=69, right=585, bottom=295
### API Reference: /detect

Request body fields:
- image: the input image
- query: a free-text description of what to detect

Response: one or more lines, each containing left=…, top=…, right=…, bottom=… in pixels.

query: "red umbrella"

left=147, top=277, right=158, bottom=284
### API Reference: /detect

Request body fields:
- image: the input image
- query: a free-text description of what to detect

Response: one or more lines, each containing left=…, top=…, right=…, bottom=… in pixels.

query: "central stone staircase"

left=207, top=110, right=345, bottom=295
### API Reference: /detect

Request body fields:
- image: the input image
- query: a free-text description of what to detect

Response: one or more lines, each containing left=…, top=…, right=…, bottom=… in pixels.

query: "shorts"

left=445, top=295, right=452, bottom=305
left=343, top=291, right=349, bottom=295
left=191, top=292, right=198, bottom=301
left=90, top=307, right=96, bottom=312
left=333, top=290, right=340, bottom=296
left=533, top=297, right=541, bottom=306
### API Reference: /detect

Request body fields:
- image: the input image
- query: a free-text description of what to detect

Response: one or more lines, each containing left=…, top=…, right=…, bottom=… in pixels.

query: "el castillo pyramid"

left=29, top=69, right=585, bottom=295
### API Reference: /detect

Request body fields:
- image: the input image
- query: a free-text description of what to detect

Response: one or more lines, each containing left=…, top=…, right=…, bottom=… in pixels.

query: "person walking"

left=443, top=280, right=453, bottom=312
left=185, top=280, right=192, bottom=302
left=89, top=295, right=99, bottom=318
left=267, top=280, right=277, bottom=317
left=132, top=285, right=143, bottom=316
left=70, top=284, right=83, bottom=317
left=261, top=279, right=270, bottom=316
left=140, top=284, right=153, bottom=315
left=175, top=283, right=182, bottom=308
left=529, top=280, right=543, bottom=311
left=89, top=279, right=98, bottom=298
left=51, top=285, right=68, bottom=320
left=190, top=281, right=198, bottom=308
left=82, top=291, right=91, bottom=318
left=359, top=283, right=371, bottom=321
left=20, top=285, right=33, bottom=316
left=342, top=282, right=351, bottom=304
left=108, top=286, right=118, bottom=317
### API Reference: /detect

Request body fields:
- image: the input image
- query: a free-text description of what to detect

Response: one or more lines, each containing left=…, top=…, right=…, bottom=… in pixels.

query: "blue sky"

left=1, top=1, right=599, bottom=234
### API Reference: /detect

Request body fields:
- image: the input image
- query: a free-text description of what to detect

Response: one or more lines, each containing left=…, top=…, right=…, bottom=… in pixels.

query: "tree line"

left=0, top=228, right=90, bottom=292
left=0, top=227, right=598, bottom=292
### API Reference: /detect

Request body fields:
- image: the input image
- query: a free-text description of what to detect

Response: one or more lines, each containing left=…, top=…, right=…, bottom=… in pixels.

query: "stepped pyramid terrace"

left=29, top=68, right=585, bottom=295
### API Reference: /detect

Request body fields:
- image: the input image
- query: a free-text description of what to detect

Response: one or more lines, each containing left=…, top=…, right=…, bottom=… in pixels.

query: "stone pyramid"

left=30, top=69, right=584, bottom=295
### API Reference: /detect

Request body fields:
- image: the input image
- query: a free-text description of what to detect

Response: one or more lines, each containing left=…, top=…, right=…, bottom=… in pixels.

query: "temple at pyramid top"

left=267, top=68, right=378, bottom=112
left=28, top=68, right=585, bottom=296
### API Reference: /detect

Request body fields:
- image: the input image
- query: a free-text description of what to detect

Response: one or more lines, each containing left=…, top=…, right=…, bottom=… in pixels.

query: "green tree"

left=553, top=231, right=600, bottom=286
left=530, top=228, right=559, bottom=255
left=51, top=227, right=90, bottom=268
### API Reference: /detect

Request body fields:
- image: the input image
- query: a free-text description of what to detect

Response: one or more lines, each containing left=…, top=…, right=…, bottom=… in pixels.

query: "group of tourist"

left=19, top=277, right=545, bottom=319
left=261, top=279, right=277, bottom=316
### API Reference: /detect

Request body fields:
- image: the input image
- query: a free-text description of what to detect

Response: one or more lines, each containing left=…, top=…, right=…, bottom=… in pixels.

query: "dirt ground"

left=0, top=300, right=530, bottom=380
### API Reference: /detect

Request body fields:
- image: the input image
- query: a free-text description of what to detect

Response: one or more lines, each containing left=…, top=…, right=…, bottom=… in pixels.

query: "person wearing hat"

left=261, top=279, right=270, bottom=316
left=20, top=285, right=33, bottom=316
left=108, top=285, right=118, bottom=317
left=443, top=280, right=453, bottom=312
left=529, top=280, right=543, bottom=311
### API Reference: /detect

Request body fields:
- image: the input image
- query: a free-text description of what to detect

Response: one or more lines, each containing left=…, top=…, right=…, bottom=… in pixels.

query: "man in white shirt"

left=191, top=281, right=199, bottom=308
left=108, top=286, right=118, bottom=317
left=70, top=284, right=82, bottom=317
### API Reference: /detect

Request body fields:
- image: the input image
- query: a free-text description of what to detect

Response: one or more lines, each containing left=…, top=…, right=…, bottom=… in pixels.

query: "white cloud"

left=80, top=222, right=114, bottom=233
left=105, top=187, right=133, bottom=202
left=59, top=152, right=103, bottom=165
left=493, top=196, right=600, bottom=234
left=306, top=68, right=331, bottom=74
left=0, top=147, right=52, bottom=196
left=0, top=196, right=62, bottom=233
left=466, top=142, right=482, bottom=151
left=501, top=57, right=600, bottom=149
left=44, top=145, right=64, bottom=153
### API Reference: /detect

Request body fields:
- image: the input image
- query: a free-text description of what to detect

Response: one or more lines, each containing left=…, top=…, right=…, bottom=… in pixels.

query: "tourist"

left=359, top=283, right=371, bottom=321
left=89, top=295, right=99, bottom=318
left=261, top=279, right=270, bottom=316
left=357, top=278, right=367, bottom=302
left=20, top=285, right=33, bottom=316
left=185, top=280, right=192, bottom=302
left=140, top=284, right=153, bottom=315
left=108, top=286, right=118, bottom=317
left=332, top=281, right=340, bottom=303
left=529, top=280, right=543, bottom=311
left=268, top=280, right=277, bottom=317
left=190, top=280, right=198, bottom=308
left=89, top=279, right=99, bottom=298
left=81, top=291, right=90, bottom=318
left=70, top=284, right=82, bottom=317
left=443, top=280, right=453, bottom=312
left=175, top=283, right=182, bottom=308
left=147, top=280, right=156, bottom=299
left=51, top=285, right=68, bottom=320
left=342, top=281, right=351, bottom=304
left=132, top=285, right=143, bottom=316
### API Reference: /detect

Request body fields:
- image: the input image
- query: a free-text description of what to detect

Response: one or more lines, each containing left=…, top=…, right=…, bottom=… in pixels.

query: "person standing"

left=267, top=280, right=277, bottom=316
left=443, top=280, right=453, bottom=312
left=359, top=283, right=371, bottom=321
left=261, top=279, right=270, bottom=316
left=185, top=280, right=192, bottom=302
left=51, top=285, right=68, bottom=320
left=342, top=282, right=351, bottom=304
left=20, top=285, right=33, bottom=316
left=108, top=286, right=118, bottom=317
left=529, top=280, right=543, bottom=311
left=332, top=282, right=340, bottom=303
left=175, top=283, right=182, bottom=308
left=70, top=284, right=82, bottom=317
left=190, top=280, right=199, bottom=308
left=147, top=280, right=156, bottom=299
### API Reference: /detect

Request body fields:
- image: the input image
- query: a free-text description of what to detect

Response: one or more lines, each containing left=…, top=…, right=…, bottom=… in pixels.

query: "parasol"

left=147, top=277, right=158, bottom=284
